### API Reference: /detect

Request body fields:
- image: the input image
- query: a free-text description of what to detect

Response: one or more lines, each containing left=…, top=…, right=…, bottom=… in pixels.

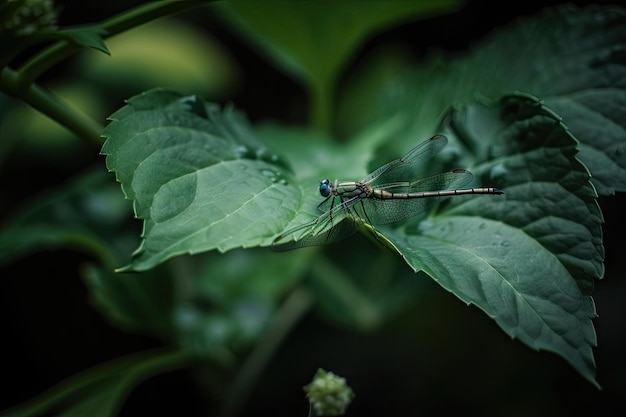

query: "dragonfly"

left=271, top=134, right=503, bottom=251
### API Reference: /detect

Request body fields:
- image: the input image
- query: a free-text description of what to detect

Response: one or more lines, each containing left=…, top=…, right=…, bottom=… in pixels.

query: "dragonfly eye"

left=319, top=179, right=331, bottom=197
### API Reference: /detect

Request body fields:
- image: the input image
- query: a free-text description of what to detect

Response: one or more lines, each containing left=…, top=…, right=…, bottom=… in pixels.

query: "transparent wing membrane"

left=272, top=135, right=503, bottom=251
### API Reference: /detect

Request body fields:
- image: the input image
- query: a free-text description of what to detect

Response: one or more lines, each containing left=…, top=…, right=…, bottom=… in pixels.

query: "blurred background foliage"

left=1, top=1, right=625, bottom=416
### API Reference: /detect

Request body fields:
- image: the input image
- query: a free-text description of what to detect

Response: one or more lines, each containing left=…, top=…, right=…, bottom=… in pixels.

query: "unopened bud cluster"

left=1, top=0, right=58, bottom=37
left=303, top=369, right=355, bottom=416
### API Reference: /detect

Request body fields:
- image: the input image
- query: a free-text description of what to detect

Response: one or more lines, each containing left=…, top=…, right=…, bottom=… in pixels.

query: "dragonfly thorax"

left=319, top=178, right=332, bottom=197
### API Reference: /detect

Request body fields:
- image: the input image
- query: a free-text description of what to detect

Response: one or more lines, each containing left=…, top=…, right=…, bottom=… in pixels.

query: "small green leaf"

left=81, top=264, right=176, bottom=340
left=77, top=19, right=238, bottom=96
left=53, top=26, right=110, bottom=54
left=385, top=93, right=601, bottom=386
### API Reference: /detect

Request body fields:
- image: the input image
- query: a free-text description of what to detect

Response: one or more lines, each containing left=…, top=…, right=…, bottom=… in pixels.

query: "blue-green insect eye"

left=319, top=179, right=331, bottom=197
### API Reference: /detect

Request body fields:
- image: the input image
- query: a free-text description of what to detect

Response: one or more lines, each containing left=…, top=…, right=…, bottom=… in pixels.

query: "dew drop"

left=489, top=163, right=508, bottom=182
left=235, top=145, right=253, bottom=159
left=260, top=169, right=277, bottom=182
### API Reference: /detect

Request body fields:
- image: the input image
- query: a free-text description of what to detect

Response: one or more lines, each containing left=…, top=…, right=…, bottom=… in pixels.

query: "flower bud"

left=303, top=369, right=355, bottom=416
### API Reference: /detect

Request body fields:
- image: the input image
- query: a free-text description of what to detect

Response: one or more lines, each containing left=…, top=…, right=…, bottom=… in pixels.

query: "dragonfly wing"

left=361, top=135, right=448, bottom=186
left=356, top=198, right=427, bottom=225
left=271, top=216, right=359, bottom=251
left=271, top=199, right=359, bottom=251
left=408, top=169, right=474, bottom=191
left=357, top=170, right=476, bottom=225
left=374, top=171, right=473, bottom=193
left=404, top=169, right=474, bottom=192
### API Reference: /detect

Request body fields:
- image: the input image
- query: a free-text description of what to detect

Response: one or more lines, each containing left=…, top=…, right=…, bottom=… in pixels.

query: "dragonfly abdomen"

left=372, top=187, right=503, bottom=199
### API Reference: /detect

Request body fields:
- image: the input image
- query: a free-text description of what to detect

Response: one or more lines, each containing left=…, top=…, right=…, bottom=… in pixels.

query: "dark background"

left=1, top=1, right=625, bottom=416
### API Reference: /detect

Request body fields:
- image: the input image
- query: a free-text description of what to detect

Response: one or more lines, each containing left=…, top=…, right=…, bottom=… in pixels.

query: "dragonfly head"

left=319, top=178, right=331, bottom=197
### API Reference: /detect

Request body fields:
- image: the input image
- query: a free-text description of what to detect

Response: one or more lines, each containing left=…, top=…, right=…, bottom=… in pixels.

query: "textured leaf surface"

left=372, top=5, right=626, bottom=195
left=102, top=89, right=406, bottom=271
left=101, top=89, right=301, bottom=271
left=383, top=93, right=601, bottom=386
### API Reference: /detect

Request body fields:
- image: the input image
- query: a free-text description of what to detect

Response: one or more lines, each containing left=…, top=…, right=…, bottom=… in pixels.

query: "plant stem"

left=0, top=1, right=212, bottom=144
left=0, top=67, right=104, bottom=144
left=309, top=77, right=334, bottom=135
left=310, top=254, right=382, bottom=330
left=17, top=0, right=212, bottom=84
left=0, top=348, right=193, bottom=417
left=218, top=285, right=314, bottom=417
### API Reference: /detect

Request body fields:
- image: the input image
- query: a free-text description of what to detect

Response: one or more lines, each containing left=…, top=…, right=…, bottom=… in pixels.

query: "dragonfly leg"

left=316, top=194, right=332, bottom=212
left=355, top=200, right=382, bottom=242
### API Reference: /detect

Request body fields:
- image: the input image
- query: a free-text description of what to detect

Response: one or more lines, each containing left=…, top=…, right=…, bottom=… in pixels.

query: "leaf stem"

left=0, top=1, right=212, bottom=144
left=309, top=77, right=334, bottom=135
left=218, top=285, right=314, bottom=417
left=0, top=67, right=104, bottom=144
left=0, top=348, right=193, bottom=417
left=310, top=253, right=382, bottom=330
left=17, top=0, right=212, bottom=84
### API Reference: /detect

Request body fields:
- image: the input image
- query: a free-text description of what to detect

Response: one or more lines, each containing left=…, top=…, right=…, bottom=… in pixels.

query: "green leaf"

left=102, top=89, right=405, bottom=271
left=214, top=0, right=461, bottom=84
left=384, top=93, right=601, bottom=387
left=53, top=26, right=110, bottom=54
left=81, top=264, right=176, bottom=340
left=371, top=5, right=626, bottom=195
left=0, top=349, right=191, bottom=417
left=213, top=0, right=463, bottom=129
left=76, top=19, right=238, bottom=96
left=101, top=89, right=299, bottom=271
left=171, top=248, right=312, bottom=356
left=82, top=246, right=309, bottom=358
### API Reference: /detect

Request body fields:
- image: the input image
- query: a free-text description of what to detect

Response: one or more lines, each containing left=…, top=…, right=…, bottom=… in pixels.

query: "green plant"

left=1, top=1, right=624, bottom=416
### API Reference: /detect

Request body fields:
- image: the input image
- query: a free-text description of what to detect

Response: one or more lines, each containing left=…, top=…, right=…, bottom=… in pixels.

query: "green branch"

left=0, top=1, right=213, bottom=144
left=0, top=67, right=104, bottom=144
left=218, top=285, right=314, bottom=417
left=17, top=0, right=212, bottom=84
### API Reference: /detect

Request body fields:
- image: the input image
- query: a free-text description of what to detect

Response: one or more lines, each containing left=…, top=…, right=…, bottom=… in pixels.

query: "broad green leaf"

left=102, top=89, right=295, bottom=271
left=370, top=5, right=626, bottom=195
left=0, top=350, right=191, bottom=417
left=101, top=89, right=405, bottom=271
left=384, top=93, right=601, bottom=387
left=213, top=0, right=462, bottom=85
left=213, top=0, right=463, bottom=129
